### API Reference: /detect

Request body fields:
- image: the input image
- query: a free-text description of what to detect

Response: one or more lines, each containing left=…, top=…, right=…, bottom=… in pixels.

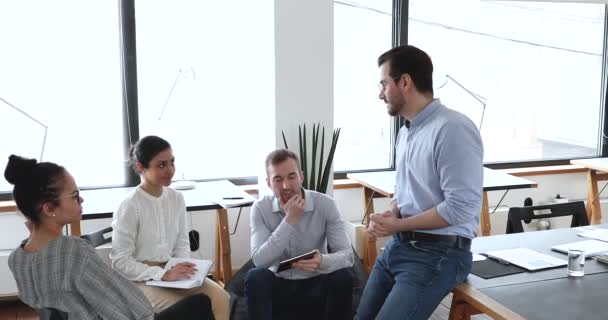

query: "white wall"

left=274, top=0, right=333, bottom=149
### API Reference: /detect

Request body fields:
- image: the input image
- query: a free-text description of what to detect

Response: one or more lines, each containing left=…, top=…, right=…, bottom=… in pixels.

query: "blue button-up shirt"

left=395, top=99, right=483, bottom=239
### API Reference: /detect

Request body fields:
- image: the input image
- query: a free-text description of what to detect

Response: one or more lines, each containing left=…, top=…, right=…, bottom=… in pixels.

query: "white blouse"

left=110, top=186, right=190, bottom=281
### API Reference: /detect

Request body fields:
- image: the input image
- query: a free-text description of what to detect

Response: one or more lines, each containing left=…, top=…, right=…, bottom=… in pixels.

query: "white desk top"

left=571, top=158, right=608, bottom=172
left=347, top=168, right=537, bottom=196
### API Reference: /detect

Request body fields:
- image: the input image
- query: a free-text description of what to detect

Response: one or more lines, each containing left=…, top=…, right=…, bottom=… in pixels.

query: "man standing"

left=246, top=149, right=354, bottom=320
left=355, top=45, right=483, bottom=320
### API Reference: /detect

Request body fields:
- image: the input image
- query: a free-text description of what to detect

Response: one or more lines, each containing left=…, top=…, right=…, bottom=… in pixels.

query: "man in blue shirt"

left=355, top=45, right=484, bottom=320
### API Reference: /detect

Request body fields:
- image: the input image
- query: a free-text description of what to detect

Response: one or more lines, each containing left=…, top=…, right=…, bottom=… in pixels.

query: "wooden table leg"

left=363, top=187, right=377, bottom=274
left=586, top=170, right=603, bottom=224
left=70, top=221, right=81, bottom=236
left=448, top=302, right=472, bottom=320
left=214, top=222, right=221, bottom=281
left=215, top=208, right=232, bottom=283
left=480, top=192, right=491, bottom=236
left=449, top=283, right=525, bottom=320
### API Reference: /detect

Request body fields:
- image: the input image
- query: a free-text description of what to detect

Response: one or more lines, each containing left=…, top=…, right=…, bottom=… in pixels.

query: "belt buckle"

left=404, top=231, right=415, bottom=241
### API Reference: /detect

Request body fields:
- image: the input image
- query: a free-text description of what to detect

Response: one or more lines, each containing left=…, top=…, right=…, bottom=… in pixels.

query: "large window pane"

left=334, top=0, right=393, bottom=171
left=409, top=0, right=604, bottom=163
left=136, top=1, right=274, bottom=180
left=0, top=1, right=125, bottom=192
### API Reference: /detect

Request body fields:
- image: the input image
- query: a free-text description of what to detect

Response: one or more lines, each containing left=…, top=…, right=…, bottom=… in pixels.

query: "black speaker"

left=523, top=197, right=533, bottom=224
left=189, top=230, right=199, bottom=251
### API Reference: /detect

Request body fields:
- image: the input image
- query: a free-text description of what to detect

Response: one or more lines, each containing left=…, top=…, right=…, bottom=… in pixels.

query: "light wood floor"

left=0, top=294, right=492, bottom=320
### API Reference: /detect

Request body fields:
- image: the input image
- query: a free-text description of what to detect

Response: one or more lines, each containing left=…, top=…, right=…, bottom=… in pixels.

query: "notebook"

left=594, top=253, right=608, bottom=264
left=484, top=248, right=567, bottom=271
left=551, top=239, right=608, bottom=257
left=277, top=250, right=317, bottom=273
left=146, top=258, right=213, bottom=289
left=471, top=259, right=526, bottom=279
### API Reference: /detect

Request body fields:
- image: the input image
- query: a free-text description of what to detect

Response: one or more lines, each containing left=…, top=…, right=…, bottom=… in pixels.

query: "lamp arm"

left=445, top=75, right=487, bottom=105
left=1, top=96, right=49, bottom=160
left=444, top=75, right=487, bottom=131
left=0, top=96, right=48, bottom=130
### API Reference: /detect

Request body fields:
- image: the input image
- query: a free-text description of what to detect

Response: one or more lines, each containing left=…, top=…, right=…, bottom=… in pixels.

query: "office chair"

left=506, top=201, right=589, bottom=234
left=80, top=226, right=112, bottom=247
left=38, top=308, right=68, bottom=320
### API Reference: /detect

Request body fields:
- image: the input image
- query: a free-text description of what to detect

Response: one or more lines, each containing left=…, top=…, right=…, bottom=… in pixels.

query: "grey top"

left=250, top=190, right=354, bottom=279
left=395, top=98, right=483, bottom=239
left=480, top=272, right=608, bottom=320
left=9, top=235, right=154, bottom=320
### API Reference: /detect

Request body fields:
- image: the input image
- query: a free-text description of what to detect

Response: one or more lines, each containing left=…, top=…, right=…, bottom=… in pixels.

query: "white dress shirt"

left=110, top=186, right=190, bottom=281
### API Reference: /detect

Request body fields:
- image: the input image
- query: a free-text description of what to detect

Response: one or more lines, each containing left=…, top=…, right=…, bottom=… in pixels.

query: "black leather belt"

left=397, top=231, right=471, bottom=250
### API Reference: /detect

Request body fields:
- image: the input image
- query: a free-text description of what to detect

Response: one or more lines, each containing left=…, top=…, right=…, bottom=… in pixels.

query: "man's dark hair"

left=378, top=45, right=434, bottom=95
left=265, top=149, right=300, bottom=174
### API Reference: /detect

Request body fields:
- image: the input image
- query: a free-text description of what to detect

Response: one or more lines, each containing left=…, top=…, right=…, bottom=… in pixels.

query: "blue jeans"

left=245, top=267, right=353, bottom=320
left=355, top=237, right=472, bottom=320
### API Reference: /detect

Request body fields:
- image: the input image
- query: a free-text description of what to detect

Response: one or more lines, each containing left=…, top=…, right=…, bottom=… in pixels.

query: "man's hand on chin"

left=282, top=193, right=305, bottom=225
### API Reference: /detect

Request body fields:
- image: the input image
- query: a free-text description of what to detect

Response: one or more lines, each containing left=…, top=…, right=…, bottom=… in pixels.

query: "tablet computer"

left=277, top=250, right=317, bottom=273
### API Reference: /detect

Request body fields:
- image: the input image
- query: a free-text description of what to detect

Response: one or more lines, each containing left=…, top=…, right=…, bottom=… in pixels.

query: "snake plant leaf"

left=310, top=123, right=320, bottom=191
left=282, top=131, right=289, bottom=149
left=282, top=123, right=340, bottom=194
left=317, top=126, right=325, bottom=189
left=300, top=124, right=308, bottom=189
left=319, top=128, right=340, bottom=193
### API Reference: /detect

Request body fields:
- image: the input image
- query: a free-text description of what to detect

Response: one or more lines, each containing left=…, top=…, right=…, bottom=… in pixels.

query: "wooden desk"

left=347, top=168, right=537, bottom=273
left=0, top=201, right=16, bottom=213
left=570, top=158, right=608, bottom=224
left=450, top=226, right=608, bottom=320
left=1, top=181, right=253, bottom=283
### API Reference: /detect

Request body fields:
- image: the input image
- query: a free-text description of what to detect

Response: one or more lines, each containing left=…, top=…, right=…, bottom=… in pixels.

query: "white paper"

left=146, top=258, right=213, bottom=289
left=552, top=239, right=608, bottom=257
left=578, top=229, right=608, bottom=242
left=473, top=253, right=487, bottom=261
left=485, top=248, right=567, bottom=271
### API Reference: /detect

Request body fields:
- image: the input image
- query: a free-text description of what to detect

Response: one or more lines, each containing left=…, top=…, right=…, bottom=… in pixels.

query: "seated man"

left=245, top=149, right=354, bottom=320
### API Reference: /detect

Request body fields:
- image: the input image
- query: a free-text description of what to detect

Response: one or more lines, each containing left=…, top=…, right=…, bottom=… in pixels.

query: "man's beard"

left=387, top=99, right=404, bottom=116
left=387, top=104, right=399, bottom=116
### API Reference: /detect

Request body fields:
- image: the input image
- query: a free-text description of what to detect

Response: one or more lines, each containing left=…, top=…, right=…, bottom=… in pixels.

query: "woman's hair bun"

left=4, top=155, right=37, bottom=185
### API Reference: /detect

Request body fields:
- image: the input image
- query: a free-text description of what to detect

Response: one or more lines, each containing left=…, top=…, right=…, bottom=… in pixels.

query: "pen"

left=482, top=254, right=509, bottom=265
left=223, top=197, right=244, bottom=200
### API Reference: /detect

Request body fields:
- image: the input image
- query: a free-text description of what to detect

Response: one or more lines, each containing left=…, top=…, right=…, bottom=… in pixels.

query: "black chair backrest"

left=38, top=308, right=68, bottom=320
left=80, top=226, right=113, bottom=247
left=506, top=201, right=589, bottom=234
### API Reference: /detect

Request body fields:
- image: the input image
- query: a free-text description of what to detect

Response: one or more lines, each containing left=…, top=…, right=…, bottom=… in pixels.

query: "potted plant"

left=281, top=123, right=340, bottom=194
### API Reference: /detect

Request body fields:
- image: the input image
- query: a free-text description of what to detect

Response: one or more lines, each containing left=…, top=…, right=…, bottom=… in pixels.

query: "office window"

left=409, top=0, right=605, bottom=163
left=334, top=0, right=393, bottom=171
left=136, top=1, right=275, bottom=180
left=0, top=1, right=125, bottom=193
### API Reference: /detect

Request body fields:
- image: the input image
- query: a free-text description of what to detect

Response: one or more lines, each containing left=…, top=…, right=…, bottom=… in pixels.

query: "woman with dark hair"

left=110, top=135, right=229, bottom=320
left=5, top=155, right=213, bottom=320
